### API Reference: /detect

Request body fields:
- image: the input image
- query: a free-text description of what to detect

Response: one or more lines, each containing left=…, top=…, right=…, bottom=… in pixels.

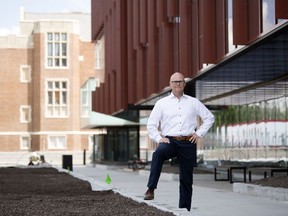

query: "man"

left=144, top=72, right=214, bottom=211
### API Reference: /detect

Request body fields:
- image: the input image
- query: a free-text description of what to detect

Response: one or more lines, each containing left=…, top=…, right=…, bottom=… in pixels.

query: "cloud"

left=0, top=26, right=19, bottom=36
left=25, top=0, right=90, bottom=13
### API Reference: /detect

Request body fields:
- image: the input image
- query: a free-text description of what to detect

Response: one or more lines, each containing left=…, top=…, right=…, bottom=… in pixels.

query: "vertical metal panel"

left=133, top=0, right=140, bottom=49
left=119, top=1, right=128, bottom=111
left=191, top=0, right=201, bottom=77
left=179, top=0, right=191, bottom=77
left=167, top=0, right=178, bottom=17
left=91, top=91, right=95, bottom=112
left=139, top=0, right=147, bottom=43
left=233, top=0, right=248, bottom=45
left=103, top=82, right=108, bottom=113
left=107, top=3, right=113, bottom=115
left=127, top=2, right=137, bottom=104
left=91, top=91, right=98, bottom=112
left=167, top=0, right=180, bottom=73
left=198, top=0, right=204, bottom=70
left=202, top=0, right=228, bottom=64
left=115, top=1, right=123, bottom=112
left=156, top=0, right=165, bottom=27
left=275, top=0, right=288, bottom=19
left=146, top=0, right=157, bottom=96
left=233, top=0, right=261, bottom=45
left=172, top=21, right=179, bottom=72
left=104, top=77, right=110, bottom=113
left=99, top=83, right=104, bottom=113
left=133, top=0, right=145, bottom=101
left=109, top=71, right=116, bottom=113
left=201, top=0, right=217, bottom=63
left=216, top=0, right=229, bottom=59
left=91, top=0, right=105, bottom=40
left=248, top=0, right=261, bottom=39
left=159, top=23, right=173, bottom=89
left=136, top=50, right=145, bottom=100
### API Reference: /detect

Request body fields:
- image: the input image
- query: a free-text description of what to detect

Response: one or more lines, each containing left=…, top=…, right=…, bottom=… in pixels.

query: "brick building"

left=0, top=9, right=99, bottom=164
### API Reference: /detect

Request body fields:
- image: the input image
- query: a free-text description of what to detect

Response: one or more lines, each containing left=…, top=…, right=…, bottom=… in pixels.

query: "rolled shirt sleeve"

left=147, top=101, right=163, bottom=143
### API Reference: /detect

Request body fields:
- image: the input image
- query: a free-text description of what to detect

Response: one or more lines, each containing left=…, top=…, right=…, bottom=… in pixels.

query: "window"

left=45, top=80, right=69, bottom=117
left=81, top=81, right=91, bottom=118
left=47, top=135, right=66, bottom=149
left=20, top=105, right=32, bottom=123
left=81, top=88, right=89, bottom=117
left=47, top=32, right=68, bottom=68
left=81, top=78, right=99, bottom=118
left=94, top=36, right=105, bottom=69
left=20, top=136, right=30, bottom=150
left=20, top=65, right=31, bottom=83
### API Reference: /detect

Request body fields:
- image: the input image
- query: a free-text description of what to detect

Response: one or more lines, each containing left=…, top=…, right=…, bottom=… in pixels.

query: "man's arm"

left=147, top=102, right=163, bottom=143
left=195, top=101, right=215, bottom=137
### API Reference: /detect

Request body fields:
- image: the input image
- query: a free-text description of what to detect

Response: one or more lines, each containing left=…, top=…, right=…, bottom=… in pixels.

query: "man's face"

left=170, top=74, right=185, bottom=94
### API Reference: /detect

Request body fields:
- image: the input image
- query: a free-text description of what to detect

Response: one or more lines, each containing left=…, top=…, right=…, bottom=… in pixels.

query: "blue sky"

left=0, top=0, right=90, bottom=35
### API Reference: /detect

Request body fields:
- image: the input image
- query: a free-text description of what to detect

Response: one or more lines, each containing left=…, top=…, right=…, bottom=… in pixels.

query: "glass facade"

left=203, top=94, right=288, bottom=162
left=200, top=26, right=288, bottom=163
left=93, top=127, right=139, bottom=162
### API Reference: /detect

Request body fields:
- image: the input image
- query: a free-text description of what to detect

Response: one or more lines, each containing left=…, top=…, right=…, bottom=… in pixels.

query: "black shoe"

left=144, top=189, right=154, bottom=200
left=179, top=205, right=191, bottom=211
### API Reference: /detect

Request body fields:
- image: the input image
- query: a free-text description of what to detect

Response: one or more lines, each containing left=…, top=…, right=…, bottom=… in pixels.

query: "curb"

left=233, top=183, right=288, bottom=202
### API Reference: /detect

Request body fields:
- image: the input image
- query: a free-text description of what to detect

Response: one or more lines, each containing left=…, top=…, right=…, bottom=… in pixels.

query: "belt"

left=167, top=136, right=192, bottom=141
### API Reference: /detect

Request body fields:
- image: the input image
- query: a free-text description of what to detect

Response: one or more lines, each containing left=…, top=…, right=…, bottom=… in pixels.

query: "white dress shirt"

left=147, top=93, right=215, bottom=143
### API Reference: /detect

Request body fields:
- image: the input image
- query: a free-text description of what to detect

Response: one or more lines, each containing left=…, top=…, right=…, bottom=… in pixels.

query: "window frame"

left=20, top=135, right=31, bottom=150
left=47, top=135, right=67, bottom=149
left=20, top=65, right=31, bottom=83
left=20, top=105, right=32, bottom=123
left=45, top=79, right=69, bottom=118
left=94, top=36, right=105, bottom=69
left=46, top=32, right=68, bottom=68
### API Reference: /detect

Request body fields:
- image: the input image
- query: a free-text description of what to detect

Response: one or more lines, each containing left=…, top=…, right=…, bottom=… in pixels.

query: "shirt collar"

left=169, top=92, right=186, bottom=99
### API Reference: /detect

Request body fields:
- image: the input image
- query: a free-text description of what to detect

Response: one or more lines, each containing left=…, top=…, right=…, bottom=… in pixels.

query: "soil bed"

left=250, top=175, right=288, bottom=189
left=0, top=167, right=174, bottom=216
left=163, top=164, right=288, bottom=189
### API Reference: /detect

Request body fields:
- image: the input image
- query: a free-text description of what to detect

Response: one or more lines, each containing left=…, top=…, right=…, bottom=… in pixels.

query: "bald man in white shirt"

left=144, top=72, right=215, bottom=212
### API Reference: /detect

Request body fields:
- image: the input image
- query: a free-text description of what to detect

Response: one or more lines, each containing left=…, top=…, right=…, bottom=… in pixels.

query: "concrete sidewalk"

left=60, top=164, right=288, bottom=216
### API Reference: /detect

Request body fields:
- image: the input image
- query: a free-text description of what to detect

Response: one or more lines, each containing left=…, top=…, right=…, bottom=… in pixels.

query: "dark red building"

left=91, top=0, right=287, bottom=115
left=91, top=0, right=288, bottom=163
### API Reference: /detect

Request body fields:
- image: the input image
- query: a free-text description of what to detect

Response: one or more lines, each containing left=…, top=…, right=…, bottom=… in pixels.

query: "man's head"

left=170, top=72, right=185, bottom=96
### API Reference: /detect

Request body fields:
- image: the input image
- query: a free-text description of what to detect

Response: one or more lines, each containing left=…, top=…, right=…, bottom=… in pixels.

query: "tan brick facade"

left=0, top=11, right=97, bottom=153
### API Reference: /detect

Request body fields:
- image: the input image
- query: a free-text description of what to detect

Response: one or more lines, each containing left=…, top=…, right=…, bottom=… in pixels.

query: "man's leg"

left=145, top=142, right=177, bottom=199
left=177, top=141, right=196, bottom=211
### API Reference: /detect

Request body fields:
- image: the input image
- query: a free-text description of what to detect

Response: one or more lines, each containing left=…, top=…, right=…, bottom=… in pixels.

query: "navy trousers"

left=147, top=138, right=196, bottom=211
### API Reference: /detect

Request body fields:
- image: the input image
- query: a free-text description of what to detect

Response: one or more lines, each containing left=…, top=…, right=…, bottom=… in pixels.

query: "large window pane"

left=46, top=32, right=68, bottom=68
left=55, top=43, right=60, bottom=56
left=46, top=80, right=69, bottom=117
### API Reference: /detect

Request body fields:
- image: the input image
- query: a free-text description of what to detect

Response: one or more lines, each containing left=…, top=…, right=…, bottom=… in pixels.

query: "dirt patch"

left=0, top=167, right=174, bottom=216
left=162, top=164, right=288, bottom=189
left=250, top=176, right=288, bottom=189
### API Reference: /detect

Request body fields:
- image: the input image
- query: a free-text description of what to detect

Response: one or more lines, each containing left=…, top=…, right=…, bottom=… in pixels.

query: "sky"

left=0, top=0, right=90, bottom=35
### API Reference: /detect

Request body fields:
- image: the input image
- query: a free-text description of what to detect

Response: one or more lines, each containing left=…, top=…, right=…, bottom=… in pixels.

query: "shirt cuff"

left=156, top=136, right=163, bottom=143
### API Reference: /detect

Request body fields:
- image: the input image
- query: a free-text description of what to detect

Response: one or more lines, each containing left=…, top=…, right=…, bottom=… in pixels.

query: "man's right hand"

left=159, top=137, right=170, bottom=144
